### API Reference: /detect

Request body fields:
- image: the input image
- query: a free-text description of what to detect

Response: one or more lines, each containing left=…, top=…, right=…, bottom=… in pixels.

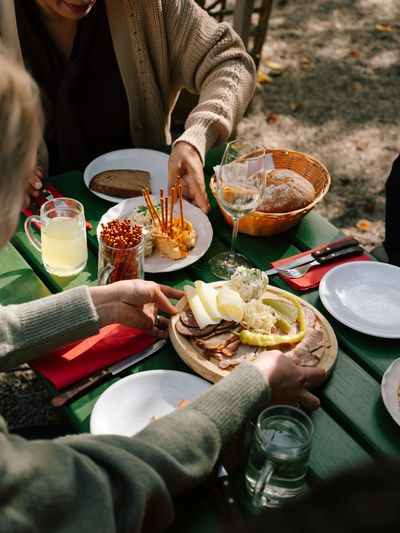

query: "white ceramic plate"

left=97, top=195, right=213, bottom=273
left=319, top=261, right=400, bottom=338
left=381, top=358, right=400, bottom=426
left=84, top=148, right=169, bottom=203
left=90, top=369, right=211, bottom=436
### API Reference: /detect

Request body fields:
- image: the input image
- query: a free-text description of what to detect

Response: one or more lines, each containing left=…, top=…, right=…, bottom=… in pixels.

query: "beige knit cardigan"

left=0, top=0, right=256, bottom=174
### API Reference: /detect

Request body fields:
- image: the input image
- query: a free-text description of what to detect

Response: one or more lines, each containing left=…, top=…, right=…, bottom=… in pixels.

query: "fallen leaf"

left=299, top=55, right=310, bottom=66
left=351, top=82, right=363, bottom=92
left=290, top=101, right=302, bottom=111
left=356, top=219, right=371, bottom=231
left=265, top=113, right=278, bottom=123
left=354, top=138, right=369, bottom=151
left=263, top=59, right=286, bottom=76
left=350, top=49, right=362, bottom=60
left=375, top=23, right=396, bottom=33
left=257, top=71, right=273, bottom=84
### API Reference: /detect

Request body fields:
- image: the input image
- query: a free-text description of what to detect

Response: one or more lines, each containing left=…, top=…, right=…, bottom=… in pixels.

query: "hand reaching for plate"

left=168, top=141, right=210, bottom=214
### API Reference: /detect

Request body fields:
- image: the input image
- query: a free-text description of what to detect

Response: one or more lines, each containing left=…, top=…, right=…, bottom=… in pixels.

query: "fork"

left=276, top=245, right=364, bottom=278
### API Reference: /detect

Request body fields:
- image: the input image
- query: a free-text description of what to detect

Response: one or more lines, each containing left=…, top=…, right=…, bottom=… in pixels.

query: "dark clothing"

left=15, top=0, right=133, bottom=175
left=383, top=154, right=400, bottom=266
left=234, top=457, right=400, bottom=533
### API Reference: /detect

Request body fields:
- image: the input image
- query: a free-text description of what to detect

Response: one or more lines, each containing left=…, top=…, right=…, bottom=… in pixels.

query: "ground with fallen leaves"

left=238, top=0, right=400, bottom=250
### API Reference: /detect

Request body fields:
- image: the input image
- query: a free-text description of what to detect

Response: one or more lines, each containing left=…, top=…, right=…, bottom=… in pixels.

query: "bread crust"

left=89, top=169, right=151, bottom=198
left=258, top=169, right=316, bottom=213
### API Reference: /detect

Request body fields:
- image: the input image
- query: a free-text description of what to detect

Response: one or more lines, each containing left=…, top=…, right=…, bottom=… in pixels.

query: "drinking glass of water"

left=209, top=141, right=266, bottom=279
left=245, top=405, right=314, bottom=509
left=24, top=197, right=88, bottom=277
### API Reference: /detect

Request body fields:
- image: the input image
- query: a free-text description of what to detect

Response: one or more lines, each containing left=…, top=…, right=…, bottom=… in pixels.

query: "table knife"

left=265, top=237, right=360, bottom=276
left=51, top=339, right=166, bottom=408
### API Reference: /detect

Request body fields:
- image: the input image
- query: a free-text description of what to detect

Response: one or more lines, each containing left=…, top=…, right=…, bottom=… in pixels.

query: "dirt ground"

left=238, top=0, right=400, bottom=250
left=2, top=0, right=400, bottom=432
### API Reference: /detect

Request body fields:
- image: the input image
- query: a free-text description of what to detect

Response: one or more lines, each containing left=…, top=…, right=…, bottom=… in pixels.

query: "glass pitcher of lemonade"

left=24, top=198, right=88, bottom=277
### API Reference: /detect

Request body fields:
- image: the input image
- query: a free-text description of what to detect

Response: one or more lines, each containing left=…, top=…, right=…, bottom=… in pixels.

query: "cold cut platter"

left=170, top=277, right=338, bottom=384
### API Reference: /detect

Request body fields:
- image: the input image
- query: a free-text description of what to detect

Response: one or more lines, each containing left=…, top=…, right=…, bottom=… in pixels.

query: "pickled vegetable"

left=240, top=293, right=307, bottom=346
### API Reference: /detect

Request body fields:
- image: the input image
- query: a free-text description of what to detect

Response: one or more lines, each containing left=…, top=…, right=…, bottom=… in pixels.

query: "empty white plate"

left=90, top=370, right=211, bottom=436
left=319, top=261, right=400, bottom=338
left=381, top=358, right=400, bottom=426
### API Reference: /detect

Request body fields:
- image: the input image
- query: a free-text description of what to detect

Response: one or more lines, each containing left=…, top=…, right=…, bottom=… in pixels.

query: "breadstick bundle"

left=141, top=179, right=197, bottom=260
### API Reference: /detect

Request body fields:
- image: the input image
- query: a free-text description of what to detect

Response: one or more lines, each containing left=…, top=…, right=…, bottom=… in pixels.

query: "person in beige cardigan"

left=0, top=0, right=256, bottom=213
left=0, top=44, right=328, bottom=532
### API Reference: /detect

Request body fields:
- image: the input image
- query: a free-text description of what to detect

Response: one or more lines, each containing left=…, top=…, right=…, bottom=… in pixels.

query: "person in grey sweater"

left=0, top=45, right=325, bottom=532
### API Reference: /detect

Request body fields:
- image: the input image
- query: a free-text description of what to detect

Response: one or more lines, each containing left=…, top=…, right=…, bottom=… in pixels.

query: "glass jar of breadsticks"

left=98, top=219, right=144, bottom=285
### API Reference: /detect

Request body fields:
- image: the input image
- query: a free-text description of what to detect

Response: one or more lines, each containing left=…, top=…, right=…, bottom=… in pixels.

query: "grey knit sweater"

left=0, top=286, right=270, bottom=532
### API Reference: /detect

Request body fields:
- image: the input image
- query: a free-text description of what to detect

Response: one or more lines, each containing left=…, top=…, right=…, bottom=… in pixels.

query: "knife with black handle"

left=265, top=237, right=360, bottom=276
left=51, top=339, right=166, bottom=407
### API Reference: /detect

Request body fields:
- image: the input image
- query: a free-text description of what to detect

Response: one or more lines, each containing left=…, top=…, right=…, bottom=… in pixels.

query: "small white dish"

left=97, top=195, right=213, bottom=273
left=84, top=148, right=169, bottom=203
left=90, top=370, right=211, bottom=436
left=381, top=358, right=400, bottom=426
left=319, top=261, right=400, bottom=338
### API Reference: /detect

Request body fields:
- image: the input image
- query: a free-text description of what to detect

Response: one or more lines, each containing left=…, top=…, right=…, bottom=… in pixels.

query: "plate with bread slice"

left=84, top=148, right=169, bottom=203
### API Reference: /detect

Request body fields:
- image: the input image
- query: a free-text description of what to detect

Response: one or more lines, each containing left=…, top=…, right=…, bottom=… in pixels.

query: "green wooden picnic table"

left=2, top=145, right=400, bottom=530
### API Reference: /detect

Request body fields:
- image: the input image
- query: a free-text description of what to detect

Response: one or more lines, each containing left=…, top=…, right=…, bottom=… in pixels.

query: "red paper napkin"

left=271, top=238, right=373, bottom=290
left=22, top=183, right=92, bottom=230
left=31, top=324, right=156, bottom=390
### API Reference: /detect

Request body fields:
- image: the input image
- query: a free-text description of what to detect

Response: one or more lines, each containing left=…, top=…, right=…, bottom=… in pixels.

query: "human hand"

left=26, top=165, right=44, bottom=198
left=253, top=350, right=325, bottom=410
left=168, top=141, right=210, bottom=214
left=89, top=280, right=184, bottom=338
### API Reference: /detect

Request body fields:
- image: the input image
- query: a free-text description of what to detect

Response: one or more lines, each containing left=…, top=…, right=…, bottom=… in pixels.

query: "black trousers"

left=383, top=153, right=400, bottom=266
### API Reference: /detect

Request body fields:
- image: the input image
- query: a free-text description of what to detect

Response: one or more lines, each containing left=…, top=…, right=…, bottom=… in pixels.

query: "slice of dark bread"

left=89, top=169, right=151, bottom=197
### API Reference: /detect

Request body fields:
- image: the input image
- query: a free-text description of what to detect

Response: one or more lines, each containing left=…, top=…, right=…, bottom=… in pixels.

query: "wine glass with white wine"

left=209, top=141, right=266, bottom=279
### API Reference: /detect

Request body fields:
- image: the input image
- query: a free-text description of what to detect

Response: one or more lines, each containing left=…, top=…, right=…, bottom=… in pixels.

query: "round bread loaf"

left=258, top=169, right=316, bottom=213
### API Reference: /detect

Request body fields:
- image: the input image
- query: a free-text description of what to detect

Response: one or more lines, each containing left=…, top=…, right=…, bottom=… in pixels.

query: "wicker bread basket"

left=210, top=148, right=331, bottom=237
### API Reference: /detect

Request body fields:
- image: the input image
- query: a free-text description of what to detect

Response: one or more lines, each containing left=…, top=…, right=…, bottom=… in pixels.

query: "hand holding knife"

left=265, top=238, right=362, bottom=276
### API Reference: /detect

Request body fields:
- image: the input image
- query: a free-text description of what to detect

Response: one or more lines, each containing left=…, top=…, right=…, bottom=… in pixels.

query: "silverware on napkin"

left=51, top=339, right=166, bottom=408
left=265, top=238, right=360, bottom=276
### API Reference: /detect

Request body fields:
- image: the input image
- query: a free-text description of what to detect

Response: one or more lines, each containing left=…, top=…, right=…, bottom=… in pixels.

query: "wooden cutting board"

left=169, top=283, right=338, bottom=384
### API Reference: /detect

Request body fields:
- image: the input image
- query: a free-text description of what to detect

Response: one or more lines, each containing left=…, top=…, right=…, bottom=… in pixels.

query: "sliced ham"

left=303, top=306, right=317, bottom=327
left=283, top=327, right=324, bottom=366
left=216, top=344, right=258, bottom=369
left=175, top=320, right=218, bottom=337
left=195, top=326, right=242, bottom=351
left=180, top=308, right=200, bottom=328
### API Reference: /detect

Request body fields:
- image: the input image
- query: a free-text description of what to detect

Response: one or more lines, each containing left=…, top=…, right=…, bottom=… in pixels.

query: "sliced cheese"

left=217, top=286, right=244, bottom=323
left=183, top=285, right=219, bottom=329
left=194, top=280, right=226, bottom=321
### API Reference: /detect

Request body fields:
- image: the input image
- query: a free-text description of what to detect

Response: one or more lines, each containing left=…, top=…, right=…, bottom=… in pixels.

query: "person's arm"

left=0, top=354, right=323, bottom=532
left=0, top=286, right=99, bottom=370
left=166, top=0, right=256, bottom=160
left=165, top=0, right=256, bottom=212
left=0, top=280, right=183, bottom=370
left=0, top=363, right=268, bottom=533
